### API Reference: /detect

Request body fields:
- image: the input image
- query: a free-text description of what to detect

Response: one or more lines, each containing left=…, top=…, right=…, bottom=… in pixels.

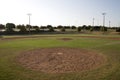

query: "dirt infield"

left=16, top=48, right=106, bottom=73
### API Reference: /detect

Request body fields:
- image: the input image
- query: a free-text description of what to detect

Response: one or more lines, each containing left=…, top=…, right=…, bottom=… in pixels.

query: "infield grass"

left=0, top=34, right=120, bottom=80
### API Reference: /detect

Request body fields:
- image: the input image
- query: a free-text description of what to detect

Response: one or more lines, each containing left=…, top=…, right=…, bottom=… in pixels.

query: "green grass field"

left=0, top=34, right=120, bottom=80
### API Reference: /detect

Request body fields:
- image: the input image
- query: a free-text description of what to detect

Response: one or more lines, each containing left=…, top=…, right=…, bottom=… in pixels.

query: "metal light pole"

left=102, top=13, right=106, bottom=27
left=93, top=18, right=95, bottom=27
left=27, top=13, right=32, bottom=34
left=109, top=21, right=111, bottom=27
left=102, top=13, right=106, bottom=31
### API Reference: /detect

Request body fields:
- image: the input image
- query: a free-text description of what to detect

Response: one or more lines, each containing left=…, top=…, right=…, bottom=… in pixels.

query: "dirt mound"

left=58, top=38, right=73, bottom=41
left=16, top=48, right=106, bottom=73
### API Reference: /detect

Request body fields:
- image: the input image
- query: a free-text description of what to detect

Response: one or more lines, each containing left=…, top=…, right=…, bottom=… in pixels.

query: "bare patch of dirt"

left=58, top=38, right=73, bottom=41
left=16, top=48, right=106, bottom=73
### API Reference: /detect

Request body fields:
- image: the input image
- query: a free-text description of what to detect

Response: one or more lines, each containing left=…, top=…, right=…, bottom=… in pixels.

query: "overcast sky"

left=0, top=0, right=120, bottom=27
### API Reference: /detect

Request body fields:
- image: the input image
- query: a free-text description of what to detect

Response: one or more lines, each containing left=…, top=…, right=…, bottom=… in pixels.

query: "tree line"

left=0, top=23, right=120, bottom=35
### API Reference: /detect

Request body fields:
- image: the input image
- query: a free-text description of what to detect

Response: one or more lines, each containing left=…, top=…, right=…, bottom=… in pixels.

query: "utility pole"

left=27, top=13, right=32, bottom=34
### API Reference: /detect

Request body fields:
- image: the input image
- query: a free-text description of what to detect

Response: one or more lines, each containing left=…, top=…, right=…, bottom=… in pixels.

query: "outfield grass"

left=0, top=34, right=120, bottom=80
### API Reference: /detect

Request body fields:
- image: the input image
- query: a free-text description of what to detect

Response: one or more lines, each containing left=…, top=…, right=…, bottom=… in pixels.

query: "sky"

left=0, top=0, right=120, bottom=27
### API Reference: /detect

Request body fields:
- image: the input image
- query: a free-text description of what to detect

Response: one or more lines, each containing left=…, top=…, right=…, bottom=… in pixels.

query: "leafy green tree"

left=87, top=25, right=93, bottom=32
left=49, top=27, right=54, bottom=32
left=116, top=27, right=120, bottom=32
left=61, top=27, right=65, bottom=32
left=90, top=27, right=93, bottom=32
left=53, top=27, right=57, bottom=29
left=0, top=24, right=5, bottom=38
left=78, top=26, right=81, bottom=32
left=47, top=25, right=52, bottom=29
left=40, top=26, right=47, bottom=31
left=104, top=27, right=107, bottom=31
left=47, top=25, right=54, bottom=32
left=57, top=25, right=63, bottom=29
left=26, top=25, right=32, bottom=32
left=64, top=26, right=71, bottom=29
left=71, top=26, right=76, bottom=29
left=93, top=26, right=101, bottom=31
left=87, top=25, right=91, bottom=30
left=101, top=27, right=107, bottom=32
left=6, top=23, right=15, bottom=32
left=33, top=26, right=39, bottom=32
left=0, top=24, right=5, bottom=29
left=82, top=25, right=87, bottom=31
left=17, top=25, right=27, bottom=32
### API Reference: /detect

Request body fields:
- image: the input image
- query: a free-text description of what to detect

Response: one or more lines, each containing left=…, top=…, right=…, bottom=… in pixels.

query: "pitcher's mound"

left=58, top=38, right=73, bottom=41
left=16, top=48, right=106, bottom=73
